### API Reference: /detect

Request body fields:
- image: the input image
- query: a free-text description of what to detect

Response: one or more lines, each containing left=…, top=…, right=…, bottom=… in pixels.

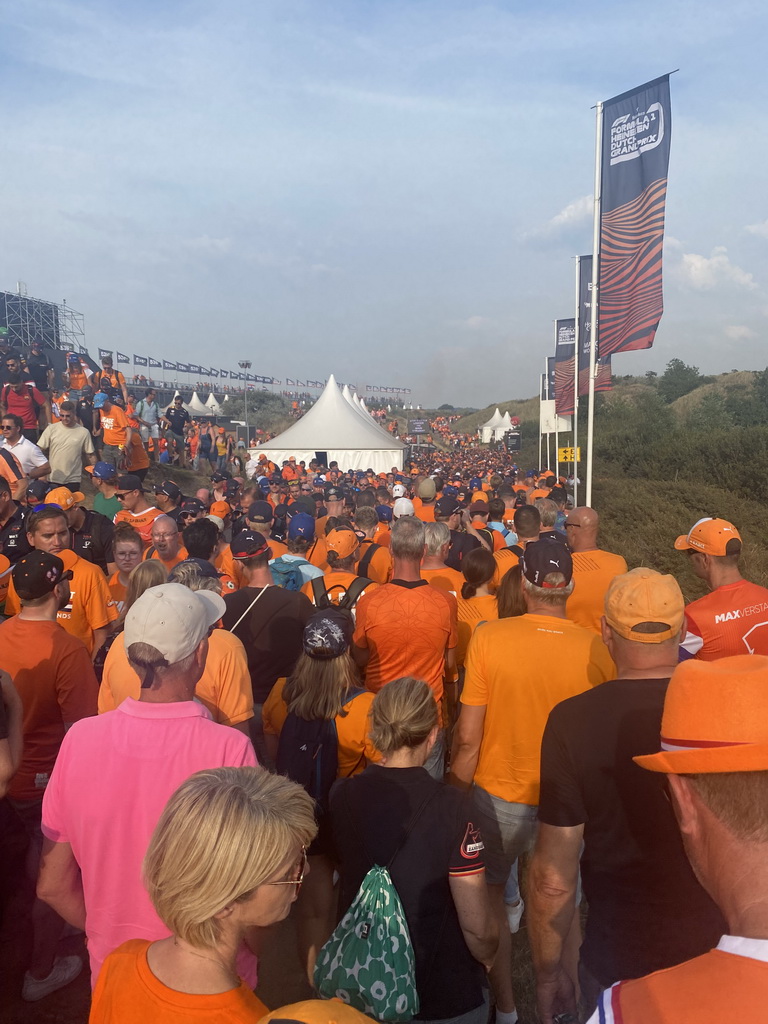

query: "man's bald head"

left=565, top=506, right=599, bottom=551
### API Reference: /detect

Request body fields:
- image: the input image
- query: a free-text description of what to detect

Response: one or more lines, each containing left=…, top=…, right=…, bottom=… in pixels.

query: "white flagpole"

left=586, top=101, right=603, bottom=508
left=573, top=258, right=580, bottom=506
left=544, top=359, right=551, bottom=472
left=538, top=374, right=544, bottom=470
left=553, top=326, right=560, bottom=480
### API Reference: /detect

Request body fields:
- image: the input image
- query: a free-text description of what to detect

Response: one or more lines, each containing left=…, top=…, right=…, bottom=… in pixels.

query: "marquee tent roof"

left=256, top=374, right=405, bottom=473
left=187, top=391, right=211, bottom=416
left=205, top=393, right=223, bottom=415
left=480, top=407, right=505, bottom=430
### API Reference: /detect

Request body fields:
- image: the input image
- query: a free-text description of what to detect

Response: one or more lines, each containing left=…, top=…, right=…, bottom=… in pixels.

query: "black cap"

left=302, top=608, right=354, bottom=659
left=117, top=474, right=143, bottom=493
left=155, top=479, right=181, bottom=500
left=519, top=539, right=572, bottom=588
left=435, top=495, right=461, bottom=518
left=180, top=498, right=206, bottom=515
left=247, top=500, right=274, bottom=524
left=210, top=471, right=229, bottom=484
left=12, top=552, right=73, bottom=600
left=231, top=530, right=272, bottom=560
left=27, top=480, right=53, bottom=502
left=324, top=486, right=342, bottom=501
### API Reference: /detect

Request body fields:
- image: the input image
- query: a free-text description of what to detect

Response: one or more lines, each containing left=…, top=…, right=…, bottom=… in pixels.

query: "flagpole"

left=538, top=374, right=544, bottom=470
left=553, top=329, right=560, bottom=481
left=544, top=359, right=550, bottom=472
left=573, top=257, right=580, bottom=506
left=586, top=101, right=603, bottom=508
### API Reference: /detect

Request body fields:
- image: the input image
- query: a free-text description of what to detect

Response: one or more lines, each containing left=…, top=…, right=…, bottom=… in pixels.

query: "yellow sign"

left=558, top=447, right=581, bottom=463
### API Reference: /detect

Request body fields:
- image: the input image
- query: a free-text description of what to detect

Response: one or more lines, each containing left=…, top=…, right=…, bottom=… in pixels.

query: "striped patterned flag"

left=554, top=319, right=575, bottom=416
left=598, top=76, right=671, bottom=357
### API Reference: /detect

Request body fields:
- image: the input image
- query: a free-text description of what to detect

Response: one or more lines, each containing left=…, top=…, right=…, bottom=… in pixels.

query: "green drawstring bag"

left=314, top=864, right=418, bottom=1021
left=314, top=788, right=437, bottom=1022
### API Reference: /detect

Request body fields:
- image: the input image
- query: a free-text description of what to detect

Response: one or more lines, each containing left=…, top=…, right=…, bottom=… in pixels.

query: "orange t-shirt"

left=4, top=549, right=117, bottom=653
left=215, top=544, right=244, bottom=591
left=420, top=565, right=465, bottom=597
left=114, top=505, right=163, bottom=547
left=461, top=612, right=614, bottom=804
left=262, top=678, right=381, bottom=777
left=99, top=405, right=130, bottom=446
left=529, top=487, right=551, bottom=504
left=492, top=545, right=522, bottom=588
left=372, top=523, right=391, bottom=549
left=301, top=570, right=378, bottom=606
left=455, top=593, right=498, bottom=668
left=147, top=546, right=189, bottom=572
left=108, top=572, right=128, bottom=614
left=67, top=366, right=88, bottom=390
left=356, top=539, right=392, bottom=585
left=99, top=630, right=253, bottom=728
left=415, top=504, right=436, bottom=523
left=307, top=535, right=328, bottom=570
left=125, top=431, right=149, bottom=473
left=89, top=939, right=267, bottom=1023
left=566, top=548, right=628, bottom=633
left=353, top=581, right=457, bottom=702
left=681, top=579, right=768, bottom=660
left=0, top=616, right=97, bottom=800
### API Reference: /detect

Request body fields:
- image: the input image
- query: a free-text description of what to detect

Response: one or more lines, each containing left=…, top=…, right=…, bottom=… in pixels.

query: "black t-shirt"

left=331, top=765, right=487, bottom=1020
left=0, top=503, right=31, bottom=563
left=26, top=352, right=52, bottom=391
left=221, top=585, right=313, bottom=702
left=539, top=678, right=726, bottom=985
left=446, top=528, right=481, bottom=571
left=70, top=509, right=114, bottom=574
left=164, top=407, right=191, bottom=435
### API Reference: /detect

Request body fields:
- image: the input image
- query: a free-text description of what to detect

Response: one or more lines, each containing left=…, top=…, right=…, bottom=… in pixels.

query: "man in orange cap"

left=588, top=654, right=768, bottom=1022
left=674, top=517, right=768, bottom=660
left=528, top=569, right=725, bottom=1024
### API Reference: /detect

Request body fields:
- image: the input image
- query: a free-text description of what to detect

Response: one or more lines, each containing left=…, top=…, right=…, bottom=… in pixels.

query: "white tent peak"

left=187, top=391, right=210, bottom=416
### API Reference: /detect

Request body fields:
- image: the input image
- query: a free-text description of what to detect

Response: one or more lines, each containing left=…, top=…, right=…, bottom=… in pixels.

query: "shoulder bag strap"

left=228, top=586, right=269, bottom=635
left=357, top=542, right=379, bottom=578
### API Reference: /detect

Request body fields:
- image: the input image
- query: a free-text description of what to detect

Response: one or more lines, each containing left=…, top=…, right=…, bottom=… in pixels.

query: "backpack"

left=311, top=574, right=371, bottom=611
left=270, top=555, right=309, bottom=591
left=276, top=687, right=368, bottom=817
left=314, top=787, right=437, bottom=1021
left=356, top=541, right=380, bottom=579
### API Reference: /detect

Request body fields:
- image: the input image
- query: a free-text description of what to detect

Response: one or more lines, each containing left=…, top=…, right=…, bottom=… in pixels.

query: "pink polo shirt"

left=42, top=698, right=257, bottom=986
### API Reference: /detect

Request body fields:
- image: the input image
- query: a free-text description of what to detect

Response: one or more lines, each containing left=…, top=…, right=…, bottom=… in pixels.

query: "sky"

left=1, top=0, right=767, bottom=407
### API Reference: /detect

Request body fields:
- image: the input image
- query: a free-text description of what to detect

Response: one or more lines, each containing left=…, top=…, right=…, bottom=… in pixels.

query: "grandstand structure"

left=0, top=284, right=85, bottom=353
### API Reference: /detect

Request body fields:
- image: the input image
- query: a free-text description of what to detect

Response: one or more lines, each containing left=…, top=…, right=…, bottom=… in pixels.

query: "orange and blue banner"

left=578, top=255, right=612, bottom=395
left=554, top=318, right=575, bottom=416
left=598, top=75, right=671, bottom=356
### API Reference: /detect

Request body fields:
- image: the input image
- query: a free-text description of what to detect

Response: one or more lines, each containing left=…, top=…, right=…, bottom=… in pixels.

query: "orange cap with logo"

left=674, top=517, right=741, bottom=556
left=46, top=487, right=84, bottom=511
left=635, top=655, right=768, bottom=774
left=604, top=568, right=684, bottom=644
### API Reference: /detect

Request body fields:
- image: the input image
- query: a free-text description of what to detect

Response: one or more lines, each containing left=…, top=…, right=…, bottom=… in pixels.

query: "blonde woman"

left=89, top=766, right=317, bottom=1022
left=328, top=677, right=498, bottom=1024
left=263, top=608, right=379, bottom=983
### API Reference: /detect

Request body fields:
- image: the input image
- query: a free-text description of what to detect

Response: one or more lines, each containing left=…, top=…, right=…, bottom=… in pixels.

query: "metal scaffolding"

left=0, top=285, right=85, bottom=353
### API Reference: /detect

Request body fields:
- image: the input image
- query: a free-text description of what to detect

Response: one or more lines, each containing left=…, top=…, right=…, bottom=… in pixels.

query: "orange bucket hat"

left=635, top=655, right=768, bottom=774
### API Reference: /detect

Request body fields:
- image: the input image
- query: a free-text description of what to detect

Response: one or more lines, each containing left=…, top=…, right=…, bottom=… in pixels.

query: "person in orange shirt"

left=421, top=522, right=466, bottom=596
left=302, top=528, right=378, bottom=608
left=243, top=500, right=288, bottom=559
left=352, top=506, right=392, bottom=584
left=263, top=609, right=380, bottom=982
left=565, top=506, right=628, bottom=634
left=4, top=506, right=117, bottom=656
left=414, top=477, right=437, bottom=522
left=113, top=475, right=163, bottom=547
left=587, top=656, right=768, bottom=1024
left=144, top=516, right=188, bottom=572
left=469, top=501, right=506, bottom=552
left=450, top=540, right=614, bottom=1023
left=89, top=767, right=316, bottom=1023
left=455, top=548, right=498, bottom=669
left=493, top=505, right=540, bottom=588
left=109, top=525, right=144, bottom=613
left=94, top=392, right=132, bottom=472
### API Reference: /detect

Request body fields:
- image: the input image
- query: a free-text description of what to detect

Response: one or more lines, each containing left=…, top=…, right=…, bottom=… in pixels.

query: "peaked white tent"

left=205, top=393, right=223, bottom=416
left=187, top=391, right=211, bottom=417
left=479, top=407, right=505, bottom=443
left=500, top=411, right=513, bottom=435
left=256, top=374, right=405, bottom=472
left=342, top=385, right=394, bottom=442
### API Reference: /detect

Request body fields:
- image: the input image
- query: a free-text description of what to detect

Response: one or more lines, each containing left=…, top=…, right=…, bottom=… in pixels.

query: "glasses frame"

left=267, top=846, right=307, bottom=893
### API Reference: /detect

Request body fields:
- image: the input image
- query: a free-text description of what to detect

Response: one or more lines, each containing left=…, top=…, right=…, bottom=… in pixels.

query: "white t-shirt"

left=37, top=421, right=95, bottom=484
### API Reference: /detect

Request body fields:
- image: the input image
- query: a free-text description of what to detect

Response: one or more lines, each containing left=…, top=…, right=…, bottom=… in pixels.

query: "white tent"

left=187, top=391, right=211, bottom=417
left=256, top=374, right=406, bottom=472
left=205, top=392, right=223, bottom=416
left=479, top=407, right=505, bottom=443
left=500, top=411, right=513, bottom=436
left=342, top=385, right=394, bottom=443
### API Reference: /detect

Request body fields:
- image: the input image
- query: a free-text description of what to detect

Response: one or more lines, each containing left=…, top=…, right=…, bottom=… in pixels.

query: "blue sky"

left=1, top=0, right=766, bottom=406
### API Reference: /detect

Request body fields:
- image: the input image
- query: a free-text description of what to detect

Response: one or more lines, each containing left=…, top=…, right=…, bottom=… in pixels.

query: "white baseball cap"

left=392, top=483, right=407, bottom=498
left=124, top=583, right=225, bottom=665
left=393, top=497, right=415, bottom=519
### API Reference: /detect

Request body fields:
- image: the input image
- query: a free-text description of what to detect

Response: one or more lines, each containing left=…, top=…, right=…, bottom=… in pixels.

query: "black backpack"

left=310, top=574, right=372, bottom=611
left=276, top=688, right=368, bottom=816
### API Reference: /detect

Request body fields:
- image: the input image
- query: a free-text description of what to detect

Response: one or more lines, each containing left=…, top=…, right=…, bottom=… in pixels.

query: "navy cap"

left=287, top=513, right=315, bottom=540
left=519, top=539, right=572, bottom=588
left=231, top=530, right=272, bottom=560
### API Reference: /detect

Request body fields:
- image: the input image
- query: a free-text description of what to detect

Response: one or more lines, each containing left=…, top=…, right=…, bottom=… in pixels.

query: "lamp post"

left=238, top=360, right=252, bottom=446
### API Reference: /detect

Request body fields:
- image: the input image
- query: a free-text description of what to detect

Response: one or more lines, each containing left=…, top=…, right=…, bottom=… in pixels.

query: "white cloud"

left=725, top=325, right=757, bottom=341
left=677, top=246, right=757, bottom=291
left=746, top=220, right=768, bottom=239
left=523, top=195, right=591, bottom=243
left=450, top=316, right=497, bottom=332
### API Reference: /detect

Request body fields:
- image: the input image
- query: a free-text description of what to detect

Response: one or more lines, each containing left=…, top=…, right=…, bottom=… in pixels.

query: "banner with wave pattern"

left=598, top=75, right=671, bottom=357
left=554, top=318, right=575, bottom=416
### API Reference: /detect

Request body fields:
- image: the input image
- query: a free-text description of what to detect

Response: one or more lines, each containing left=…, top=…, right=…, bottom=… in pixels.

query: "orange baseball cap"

left=259, top=999, right=375, bottom=1024
left=325, top=529, right=360, bottom=559
left=209, top=500, right=231, bottom=518
left=604, top=568, right=684, bottom=643
left=635, top=655, right=768, bottom=774
left=674, top=517, right=741, bottom=556
left=46, top=487, right=84, bottom=511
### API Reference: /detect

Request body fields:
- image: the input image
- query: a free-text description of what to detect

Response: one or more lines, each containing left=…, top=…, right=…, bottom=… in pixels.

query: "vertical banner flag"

left=547, top=357, right=556, bottom=401
left=554, top=319, right=576, bottom=416
left=599, top=75, right=671, bottom=356
left=578, top=255, right=612, bottom=395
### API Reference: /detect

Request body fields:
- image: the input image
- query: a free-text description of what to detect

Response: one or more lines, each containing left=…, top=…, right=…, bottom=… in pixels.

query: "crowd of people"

left=1, top=350, right=768, bottom=1022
